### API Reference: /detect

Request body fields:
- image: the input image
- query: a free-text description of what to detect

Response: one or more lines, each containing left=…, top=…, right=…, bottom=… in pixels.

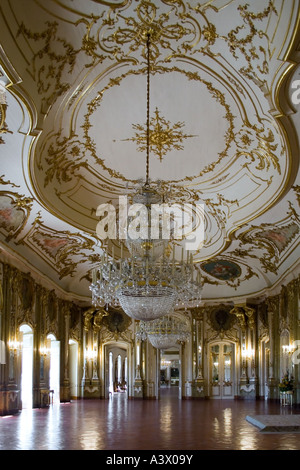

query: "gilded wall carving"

left=0, top=259, right=300, bottom=412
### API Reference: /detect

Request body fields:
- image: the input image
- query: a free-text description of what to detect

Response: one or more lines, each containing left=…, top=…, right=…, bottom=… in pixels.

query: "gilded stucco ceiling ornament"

left=29, top=0, right=286, bottom=271
left=0, top=83, right=12, bottom=144
left=213, top=1, right=277, bottom=86
left=76, top=0, right=203, bottom=65
left=0, top=0, right=296, bottom=304
left=235, top=125, right=281, bottom=174
left=229, top=202, right=300, bottom=275
left=19, top=0, right=283, bottom=186
left=0, top=191, right=33, bottom=241
left=18, top=213, right=98, bottom=279
left=0, top=175, right=20, bottom=188
left=293, top=185, right=300, bottom=206
left=76, top=0, right=276, bottom=80
left=41, top=133, right=90, bottom=187
left=38, top=62, right=234, bottom=193
left=123, top=107, right=197, bottom=162
left=17, top=21, right=79, bottom=112
left=41, top=65, right=236, bottom=188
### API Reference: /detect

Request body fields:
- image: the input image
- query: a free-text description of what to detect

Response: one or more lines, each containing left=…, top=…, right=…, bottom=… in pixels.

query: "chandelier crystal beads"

left=136, top=315, right=190, bottom=349
left=90, top=31, right=202, bottom=321
left=90, top=245, right=202, bottom=321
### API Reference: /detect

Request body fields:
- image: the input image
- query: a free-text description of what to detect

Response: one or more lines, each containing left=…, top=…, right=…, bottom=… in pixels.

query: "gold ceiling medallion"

left=123, top=107, right=197, bottom=162
left=39, top=65, right=236, bottom=188
left=76, top=0, right=276, bottom=87
left=32, top=1, right=281, bottom=191
left=77, top=0, right=202, bottom=66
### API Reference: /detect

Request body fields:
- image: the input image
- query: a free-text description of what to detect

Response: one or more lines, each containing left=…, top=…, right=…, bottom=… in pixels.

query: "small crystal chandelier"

left=136, top=315, right=190, bottom=349
left=90, top=32, right=202, bottom=321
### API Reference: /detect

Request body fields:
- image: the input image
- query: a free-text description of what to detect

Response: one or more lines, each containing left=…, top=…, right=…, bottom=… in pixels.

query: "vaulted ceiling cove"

left=0, top=0, right=299, bottom=305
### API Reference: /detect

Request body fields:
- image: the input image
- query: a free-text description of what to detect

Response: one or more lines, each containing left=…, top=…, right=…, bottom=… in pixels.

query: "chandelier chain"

left=89, top=30, right=203, bottom=322
left=146, top=31, right=150, bottom=185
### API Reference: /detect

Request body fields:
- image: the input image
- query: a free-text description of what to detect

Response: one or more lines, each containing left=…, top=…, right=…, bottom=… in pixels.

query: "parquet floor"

left=0, top=387, right=299, bottom=451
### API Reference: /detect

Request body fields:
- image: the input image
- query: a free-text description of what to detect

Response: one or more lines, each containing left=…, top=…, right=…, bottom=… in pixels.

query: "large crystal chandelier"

left=136, top=315, right=190, bottom=349
left=90, top=247, right=201, bottom=320
left=90, top=32, right=202, bottom=321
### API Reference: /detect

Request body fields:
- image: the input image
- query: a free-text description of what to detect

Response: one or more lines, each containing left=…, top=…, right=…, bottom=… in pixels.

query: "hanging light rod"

left=145, top=30, right=151, bottom=186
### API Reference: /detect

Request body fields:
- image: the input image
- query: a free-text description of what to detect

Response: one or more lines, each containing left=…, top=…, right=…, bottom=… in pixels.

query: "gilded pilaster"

left=266, top=295, right=280, bottom=399
left=143, top=340, right=156, bottom=399
left=295, top=278, right=300, bottom=403
left=0, top=264, right=21, bottom=414
left=287, top=279, right=299, bottom=403
left=191, top=307, right=205, bottom=398
left=245, top=306, right=258, bottom=396
left=81, top=307, right=107, bottom=398
left=0, top=263, right=4, bottom=377
left=59, top=300, right=70, bottom=402
left=230, top=306, right=247, bottom=383
left=133, top=332, right=144, bottom=399
left=31, top=284, right=40, bottom=408
left=37, top=287, right=51, bottom=408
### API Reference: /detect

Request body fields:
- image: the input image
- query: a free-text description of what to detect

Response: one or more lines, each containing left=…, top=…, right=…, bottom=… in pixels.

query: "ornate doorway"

left=104, top=343, right=128, bottom=398
left=20, top=324, right=33, bottom=409
left=209, top=342, right=235, bottom=399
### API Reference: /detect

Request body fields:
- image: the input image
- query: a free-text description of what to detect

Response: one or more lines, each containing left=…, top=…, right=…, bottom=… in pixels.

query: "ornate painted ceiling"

left=0, top=0, right=299, bottom=305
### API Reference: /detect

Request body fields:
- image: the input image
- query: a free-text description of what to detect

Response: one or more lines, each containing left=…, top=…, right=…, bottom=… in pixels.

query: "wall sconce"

left=282, top=344, right=294, bottom=355
left=161, top=359, right=171, bottom=367
left=85, top=348, right=97, bottom=360
left=242, top=348, right=254, bottom=359
left=40, top=346, right=49, bottom=357
left=8, top=340, right=21, bottom=352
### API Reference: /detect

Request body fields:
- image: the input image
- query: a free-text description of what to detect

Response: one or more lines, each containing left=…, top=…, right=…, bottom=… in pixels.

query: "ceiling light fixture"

left=90, top=31, right=202, bottom=321
left=136, top=314, right=190, bottom=349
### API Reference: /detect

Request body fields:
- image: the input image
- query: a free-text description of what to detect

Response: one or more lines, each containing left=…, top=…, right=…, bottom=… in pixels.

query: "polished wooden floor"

left=0, top=387, right=300, bottom=451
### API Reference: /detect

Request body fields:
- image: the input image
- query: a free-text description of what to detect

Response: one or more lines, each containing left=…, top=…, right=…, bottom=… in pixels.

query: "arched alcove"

left=20, top=324, right=33, bottom=409
left=47, top=334, right=60, bottom=403
left=69, top=339, right=79, bottom=399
